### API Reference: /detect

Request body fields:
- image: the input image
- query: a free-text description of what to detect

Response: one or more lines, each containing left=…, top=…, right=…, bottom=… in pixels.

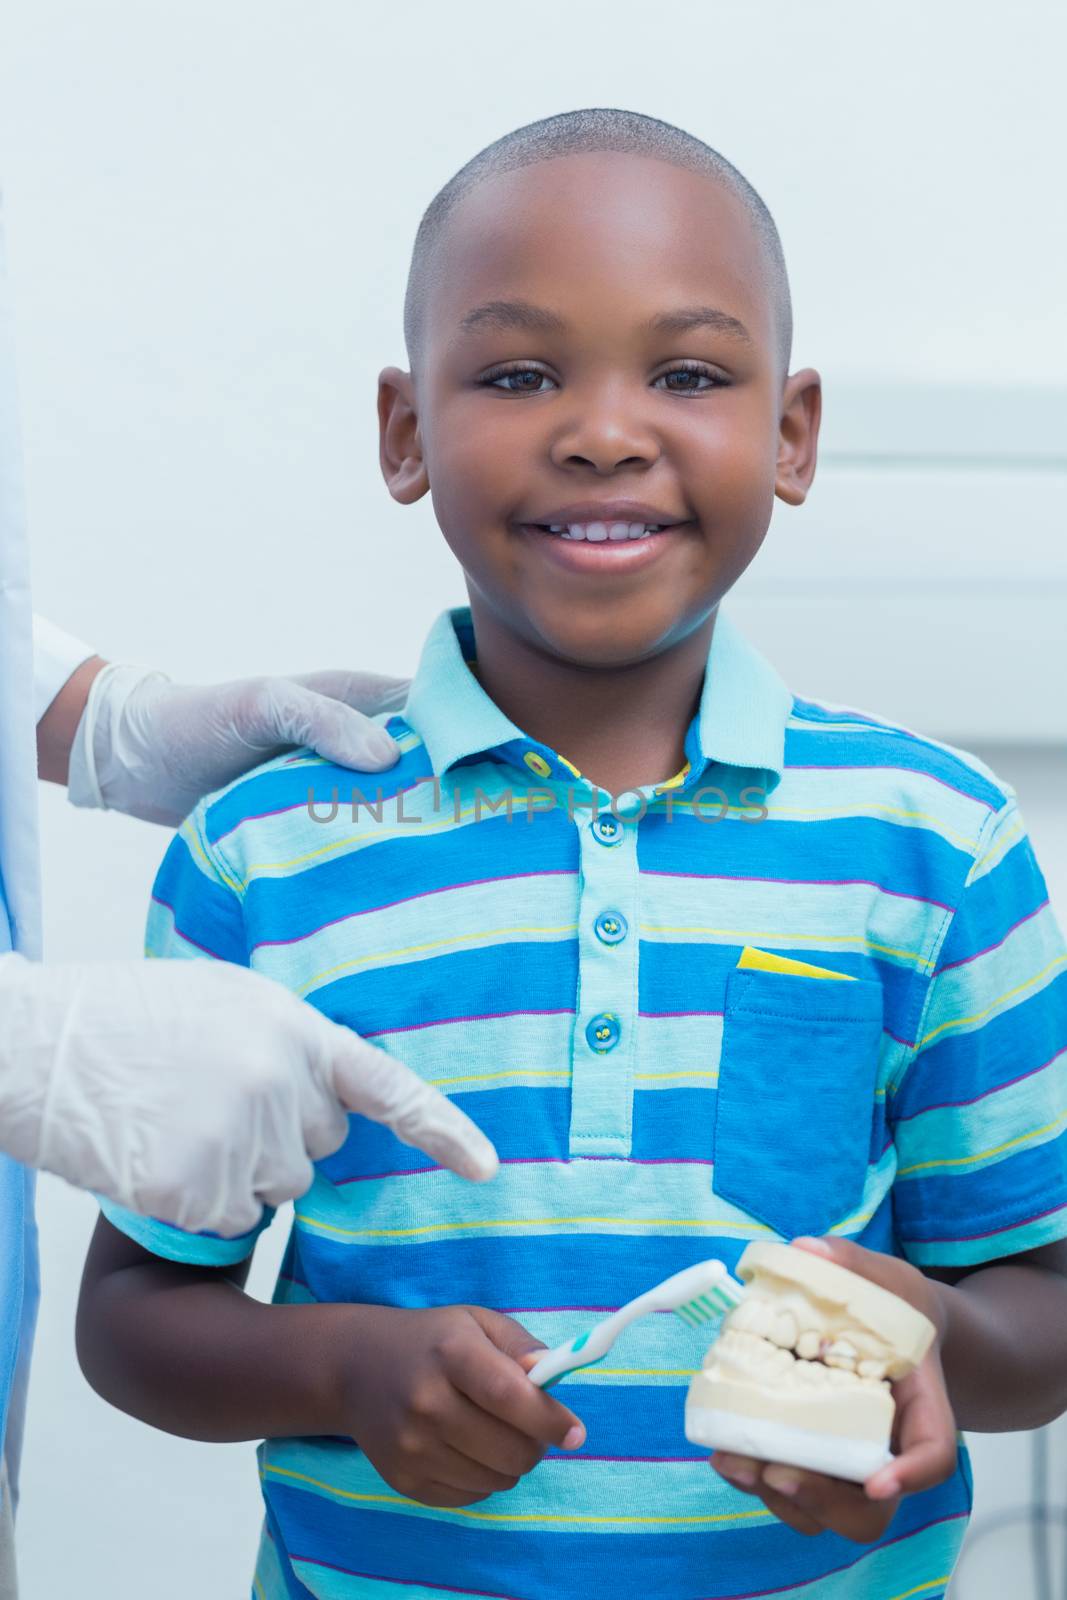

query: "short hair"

left=403, top=107, right=792, bottom=373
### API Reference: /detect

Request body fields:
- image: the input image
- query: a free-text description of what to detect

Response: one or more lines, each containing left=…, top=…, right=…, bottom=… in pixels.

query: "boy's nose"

left=549, top=397, right=660, bottom=474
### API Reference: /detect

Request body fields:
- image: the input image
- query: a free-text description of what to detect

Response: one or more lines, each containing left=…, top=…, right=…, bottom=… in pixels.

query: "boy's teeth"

left=549, top=521, right=659, bottom=541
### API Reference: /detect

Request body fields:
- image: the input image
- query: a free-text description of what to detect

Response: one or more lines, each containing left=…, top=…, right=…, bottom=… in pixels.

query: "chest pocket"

left=713, top=966, right=884, bottom=1239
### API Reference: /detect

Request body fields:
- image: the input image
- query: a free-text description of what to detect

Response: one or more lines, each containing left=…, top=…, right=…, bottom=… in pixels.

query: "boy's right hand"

left=334, top=1304, right=586, bottom=1507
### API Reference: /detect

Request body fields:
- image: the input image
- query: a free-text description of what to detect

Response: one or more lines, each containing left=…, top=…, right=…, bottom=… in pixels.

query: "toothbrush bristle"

left=672, top=1282, right=743, bottom=1326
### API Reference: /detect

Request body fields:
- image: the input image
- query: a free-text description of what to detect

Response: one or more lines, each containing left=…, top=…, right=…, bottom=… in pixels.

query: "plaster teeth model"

left=685, top=1243, right=936, bottom=1482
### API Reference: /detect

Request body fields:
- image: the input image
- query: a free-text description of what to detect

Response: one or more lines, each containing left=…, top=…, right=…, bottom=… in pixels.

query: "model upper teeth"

left=545, top=521, right=661, bottom=540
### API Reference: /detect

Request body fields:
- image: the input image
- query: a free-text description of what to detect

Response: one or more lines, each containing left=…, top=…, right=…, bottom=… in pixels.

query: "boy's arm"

left=76, top=1217, right=344, bottom=1442
left=926, top=1237, right=1067, bottom=1431
left=77, top=1216, right=587, bottom=1505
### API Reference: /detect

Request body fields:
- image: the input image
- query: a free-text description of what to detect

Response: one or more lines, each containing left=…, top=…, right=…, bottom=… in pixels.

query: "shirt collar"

left=403, top=604, right=790, bottom=791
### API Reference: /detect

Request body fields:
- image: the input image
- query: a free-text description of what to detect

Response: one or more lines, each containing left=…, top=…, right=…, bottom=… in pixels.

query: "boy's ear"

left=378, top=366, right=429, bottom=504
left=774, top=368, right=821, bottom=507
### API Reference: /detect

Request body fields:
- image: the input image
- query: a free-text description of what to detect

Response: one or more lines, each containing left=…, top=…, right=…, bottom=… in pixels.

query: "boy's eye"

left=480, top=366, right=555, bottom=394
left=478, top=361, right=728, bottom=395
left=656, top=362, right=728, bottom=393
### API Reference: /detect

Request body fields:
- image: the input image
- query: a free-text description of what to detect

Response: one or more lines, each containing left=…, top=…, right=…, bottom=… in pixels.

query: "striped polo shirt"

left=103, top=603, right=1067, bottom=1600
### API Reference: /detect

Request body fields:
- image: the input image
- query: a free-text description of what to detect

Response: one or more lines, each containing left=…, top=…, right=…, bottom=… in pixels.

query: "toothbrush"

left=527, top=1258, right=745, bottom=1389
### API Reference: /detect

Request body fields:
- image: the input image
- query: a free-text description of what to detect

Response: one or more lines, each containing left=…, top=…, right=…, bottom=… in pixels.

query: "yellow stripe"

left=300, top=922, right=578, bottom=997
left=970, top=816, right=1024, bottom=877
left=262, top=1464, right=770, bottom=1526
left=423, top=1066, right=718, bottom=1088
left=252, top=1577, right=267, bottom=1600
left=428, top=1067, right=571, bottom=1089
left=293, top=1211, right=772, bottom=1241
left=181, top=823, right=243, bottom=896
left=886, top=1582, right=951, bottom=1600
left=830, top=1207, right=877, bottom=1232
left=897, top=1106, right=1067, bottom=1177
left=919, top=953, right=1067, bottom=1046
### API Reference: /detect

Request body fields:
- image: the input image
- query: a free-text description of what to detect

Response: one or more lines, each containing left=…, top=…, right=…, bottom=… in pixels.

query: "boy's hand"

left=710, top=1236, right=958, bottom=1542
left=334, top=1304, right=586, bottom=1508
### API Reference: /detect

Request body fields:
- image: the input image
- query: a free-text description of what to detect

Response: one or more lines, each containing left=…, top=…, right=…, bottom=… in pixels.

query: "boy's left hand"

left=710, top=1236, right=958, bottom=1542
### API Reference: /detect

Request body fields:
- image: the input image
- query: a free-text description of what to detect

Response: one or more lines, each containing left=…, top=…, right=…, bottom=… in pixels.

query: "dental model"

left=685, top=1243, right=936, bottom=1482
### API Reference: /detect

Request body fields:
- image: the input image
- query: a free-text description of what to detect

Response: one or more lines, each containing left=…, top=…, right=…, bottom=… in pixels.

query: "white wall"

left=1, top=2, right=1065, bottom=1594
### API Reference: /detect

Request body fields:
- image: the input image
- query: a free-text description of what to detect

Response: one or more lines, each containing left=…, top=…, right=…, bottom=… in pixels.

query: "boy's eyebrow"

left=457, top=299, right=753, bottom=345
left=646, top=306, right=753, bottom=344
left=458, top=300, right=567, bottom=335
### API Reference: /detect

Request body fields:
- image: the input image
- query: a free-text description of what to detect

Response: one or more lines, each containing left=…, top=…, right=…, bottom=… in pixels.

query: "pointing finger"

left=327, top=1028, right=499, bottom=1182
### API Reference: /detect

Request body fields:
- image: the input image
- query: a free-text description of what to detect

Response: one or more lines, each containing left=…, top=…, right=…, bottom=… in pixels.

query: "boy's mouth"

left=517, top=500, right=691, bottom=542
left=513, top=501, right=693, bottom=570
left=516, top=519, right=692, bottom=572
left=525, top=519, right=674, bottom=542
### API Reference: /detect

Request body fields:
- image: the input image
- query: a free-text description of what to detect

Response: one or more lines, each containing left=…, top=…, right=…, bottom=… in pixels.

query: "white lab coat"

left=0, top=189, right=94, bottom=1549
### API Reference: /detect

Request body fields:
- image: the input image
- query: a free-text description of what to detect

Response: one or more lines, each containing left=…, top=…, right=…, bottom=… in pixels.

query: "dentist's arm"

left=37, top=646, right=411, bottom=823
left=0, top=951, right=498, bottom=1231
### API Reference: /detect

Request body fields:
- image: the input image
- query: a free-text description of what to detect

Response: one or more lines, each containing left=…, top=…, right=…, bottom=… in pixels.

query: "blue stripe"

left=935, top=837, right=1050, bottom=967
left=310, top=941, right=578, bottom=1032
left=782, top=725, right=1007, bottom=808
left=317, top=1089, right=573, bottom=1181
left=637, top=808, right=972, bottom=911
left=151, top=833, right=247, bottom=963
left=293, top=1233, right=754, bottom=1311
left=283, top=1213, right=905, bottom=1312
left=204, top=742, right=433, bottom=847
left=243, top=810, right=580, bottom=946
left=895, top=1133, right=1067, bottom=1242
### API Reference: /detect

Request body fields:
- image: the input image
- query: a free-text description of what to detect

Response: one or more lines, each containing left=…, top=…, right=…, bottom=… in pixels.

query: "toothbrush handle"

left=527, top=1343, right=584, bottom=1389
left=527, top=1298, right=648, bottom=1389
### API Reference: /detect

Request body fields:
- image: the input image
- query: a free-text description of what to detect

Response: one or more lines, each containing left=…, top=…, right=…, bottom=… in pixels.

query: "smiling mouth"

left=522, top=520, right=689, bottom=542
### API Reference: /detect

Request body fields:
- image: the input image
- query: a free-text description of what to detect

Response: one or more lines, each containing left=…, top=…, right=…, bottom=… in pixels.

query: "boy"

left=77, top=109, right=1067, bottom=1599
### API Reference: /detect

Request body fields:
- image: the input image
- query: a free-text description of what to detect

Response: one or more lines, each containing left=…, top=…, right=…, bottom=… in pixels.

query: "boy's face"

left=380, top=151, right=820, bottom=670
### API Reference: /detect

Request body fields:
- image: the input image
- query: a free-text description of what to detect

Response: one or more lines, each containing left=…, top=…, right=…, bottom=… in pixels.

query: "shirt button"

left=591, top=815, right=622, bottom=846
left=585, top=1012, right=621, bottom=1053
left=523, top=750, right=553, bottom=778
left=594, top=911, right=628, bottom=945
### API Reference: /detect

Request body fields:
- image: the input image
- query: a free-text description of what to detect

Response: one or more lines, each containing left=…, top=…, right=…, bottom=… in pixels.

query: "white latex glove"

left=68, top=664, right=412, bottom=826
left=0, top=952, right=498, bottom=1234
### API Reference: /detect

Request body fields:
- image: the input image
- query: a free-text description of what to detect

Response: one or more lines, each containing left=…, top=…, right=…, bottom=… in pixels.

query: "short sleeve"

left=99, top=804, right=273, bottom=1266
left=145, top=804, right=249, bottom=967
left=890, top=795, right=1067, bottom=1267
